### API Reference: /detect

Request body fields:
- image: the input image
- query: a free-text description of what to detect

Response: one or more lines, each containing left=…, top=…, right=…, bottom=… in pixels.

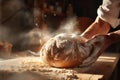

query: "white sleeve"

left=97, top=0, right=120, bottom=28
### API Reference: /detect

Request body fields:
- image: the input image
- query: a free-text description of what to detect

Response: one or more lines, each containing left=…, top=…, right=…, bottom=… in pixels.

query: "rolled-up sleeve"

left=97, top=0, right=120, bottom=28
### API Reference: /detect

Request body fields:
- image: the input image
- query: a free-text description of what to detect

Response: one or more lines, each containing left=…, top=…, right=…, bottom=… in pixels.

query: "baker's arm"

left=81, top=0, right=120, bottom=39
left=81, top=17, right=110, bottom=39
left=97, top=0, right=120, bottom=28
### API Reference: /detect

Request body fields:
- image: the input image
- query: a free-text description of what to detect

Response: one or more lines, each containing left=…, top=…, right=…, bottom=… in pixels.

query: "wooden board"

left=76, top=53, right=120, bottom=80
left=0, top=52, right=119, bottom=80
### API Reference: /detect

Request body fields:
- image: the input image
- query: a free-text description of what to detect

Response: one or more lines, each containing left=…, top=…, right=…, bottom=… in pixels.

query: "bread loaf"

left=40, top=33, right=93, bottom=68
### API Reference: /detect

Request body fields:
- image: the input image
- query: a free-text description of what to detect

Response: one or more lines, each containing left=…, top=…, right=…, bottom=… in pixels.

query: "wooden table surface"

left=0, top=52, right=119, bottom=80
left=76, top=53, right=120, bottom=80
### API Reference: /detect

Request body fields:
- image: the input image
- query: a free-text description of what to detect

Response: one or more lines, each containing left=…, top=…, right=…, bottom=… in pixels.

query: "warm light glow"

left=99, top=56, right=116, bottom=59
left=76, top=73, right=104, bottom=80
left=97, top=56, right=116, bottom=62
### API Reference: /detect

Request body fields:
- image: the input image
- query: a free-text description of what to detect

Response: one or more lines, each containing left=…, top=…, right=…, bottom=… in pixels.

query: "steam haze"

left=0, top=0, right=81, bottom=52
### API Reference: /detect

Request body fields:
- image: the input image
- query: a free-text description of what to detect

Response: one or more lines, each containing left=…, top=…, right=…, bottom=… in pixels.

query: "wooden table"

left=76, top=53, right=120, bottom=80
left=0, top=52, right=119, bottom=80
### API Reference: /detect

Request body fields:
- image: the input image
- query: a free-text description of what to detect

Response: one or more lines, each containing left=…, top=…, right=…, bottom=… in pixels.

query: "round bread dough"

left=40, top=33, right=93, bottom=68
